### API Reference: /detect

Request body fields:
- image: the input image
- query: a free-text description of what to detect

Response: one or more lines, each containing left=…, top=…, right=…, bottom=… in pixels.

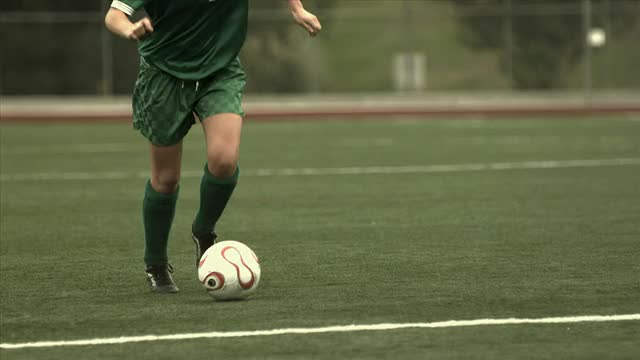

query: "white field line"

left=1, top=137, right=394, bottom=154
left=0, top=143, right=207, bottom=155
left=0, top=143, right=137, bottom=154
left=1, top=158, right=640, bottom=182
left=1, top=314, right=639, bottom=350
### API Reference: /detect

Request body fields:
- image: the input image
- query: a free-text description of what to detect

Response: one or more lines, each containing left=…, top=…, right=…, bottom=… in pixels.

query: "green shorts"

left=132, top=57, right=246, bottom=146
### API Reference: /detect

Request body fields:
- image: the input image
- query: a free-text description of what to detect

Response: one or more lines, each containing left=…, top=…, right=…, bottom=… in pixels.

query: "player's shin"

left=192, top=163, right=239, bottom=239
left=143, top=180, right=179, bottom=265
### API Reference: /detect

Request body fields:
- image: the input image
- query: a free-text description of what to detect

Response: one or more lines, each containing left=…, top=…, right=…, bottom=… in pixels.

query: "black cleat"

left=145, top=264, right=179, bottom=293
left=192, top=228, right=217, bottom=268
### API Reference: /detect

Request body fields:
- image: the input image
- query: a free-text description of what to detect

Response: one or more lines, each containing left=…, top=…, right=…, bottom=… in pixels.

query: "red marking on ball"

left=198, top=254, right=208, bottom=268
left=201, top=271, right=225, bottom=290
left=221, top=246, right=256, bottom=290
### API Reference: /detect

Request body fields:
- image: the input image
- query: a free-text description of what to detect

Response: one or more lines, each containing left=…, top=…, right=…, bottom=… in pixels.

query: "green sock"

left=143, top=180, right=178, bottom=266
left=192, top=164, right=239, bottom=238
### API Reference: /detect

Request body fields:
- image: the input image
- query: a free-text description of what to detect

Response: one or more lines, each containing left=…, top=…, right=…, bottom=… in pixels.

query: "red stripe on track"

left=1, top=105, right=639, bottom=123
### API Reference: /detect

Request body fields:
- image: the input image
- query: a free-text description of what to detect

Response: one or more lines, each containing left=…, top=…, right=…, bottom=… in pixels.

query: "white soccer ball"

left=198, top=240, right=261, bottom=300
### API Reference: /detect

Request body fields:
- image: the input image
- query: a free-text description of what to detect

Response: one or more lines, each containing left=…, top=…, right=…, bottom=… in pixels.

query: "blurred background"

left=1, top=0, right=639, bottom=98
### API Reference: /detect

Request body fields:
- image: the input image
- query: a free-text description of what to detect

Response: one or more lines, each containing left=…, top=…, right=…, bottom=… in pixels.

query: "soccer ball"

left=198, top=240, right=261, bottom=300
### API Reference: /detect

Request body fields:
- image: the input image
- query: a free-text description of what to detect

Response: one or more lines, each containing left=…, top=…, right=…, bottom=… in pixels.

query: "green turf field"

left=1, top=116, right=639, bottom=359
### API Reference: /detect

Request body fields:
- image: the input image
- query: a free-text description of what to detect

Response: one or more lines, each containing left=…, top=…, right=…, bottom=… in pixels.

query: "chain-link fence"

left=1, top=0, right=639, bottom=96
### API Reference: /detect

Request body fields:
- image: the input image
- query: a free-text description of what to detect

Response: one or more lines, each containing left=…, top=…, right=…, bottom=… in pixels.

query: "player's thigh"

left=195, top=59, right=246, bottom=177
left=200, top=114, right=242, bottom=177
left=149, top=142, right=183, bottom=194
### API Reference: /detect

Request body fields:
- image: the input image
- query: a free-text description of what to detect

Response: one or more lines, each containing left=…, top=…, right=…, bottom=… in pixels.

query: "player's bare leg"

left=144, top=142, right=183, bottom=293
left=202, top=113, right=242, bottom=178
left=150, top=142, right=183, bottom=193
left=192, top=113, right=242, bottom=267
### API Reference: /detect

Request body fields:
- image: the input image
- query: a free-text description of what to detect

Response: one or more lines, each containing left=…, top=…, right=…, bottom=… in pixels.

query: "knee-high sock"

left=143, top=180, right=178, bottom=266
left=192, top=164, right=239, bottom=238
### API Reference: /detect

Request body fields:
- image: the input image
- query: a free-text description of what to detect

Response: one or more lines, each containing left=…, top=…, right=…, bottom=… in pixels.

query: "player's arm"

left=104, top=7, right=153, bottom=41
left=287, top=0, right=322, bottom=36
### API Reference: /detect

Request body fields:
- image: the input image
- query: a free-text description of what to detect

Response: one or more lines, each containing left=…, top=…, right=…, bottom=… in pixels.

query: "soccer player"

left=105, top=0, right=321, bottom=293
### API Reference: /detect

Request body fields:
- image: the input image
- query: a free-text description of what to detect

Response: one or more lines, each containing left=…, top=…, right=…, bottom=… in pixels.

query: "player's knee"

left=151, top=173, right=180, bottom=194
left=207, top=152, right=237, bottom=179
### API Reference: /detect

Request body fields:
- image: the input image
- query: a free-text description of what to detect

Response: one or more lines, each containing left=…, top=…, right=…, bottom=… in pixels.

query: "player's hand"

left=127, top=17, right=154, bottom=41
left=291, top=8, right=321, bottom=37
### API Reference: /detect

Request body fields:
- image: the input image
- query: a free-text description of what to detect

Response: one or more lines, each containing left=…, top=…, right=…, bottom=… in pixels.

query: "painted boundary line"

left=2, top=158, right=640, bottom=182
left=1, top=314, right=639, bottom=349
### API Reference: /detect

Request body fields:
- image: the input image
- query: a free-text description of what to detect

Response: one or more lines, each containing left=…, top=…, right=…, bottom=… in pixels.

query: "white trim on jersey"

left=110, top=0, right=135, bottom=16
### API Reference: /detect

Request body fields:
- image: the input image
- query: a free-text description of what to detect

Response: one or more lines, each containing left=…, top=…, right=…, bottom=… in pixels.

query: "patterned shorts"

left=132, top=57, right=246, bottom=146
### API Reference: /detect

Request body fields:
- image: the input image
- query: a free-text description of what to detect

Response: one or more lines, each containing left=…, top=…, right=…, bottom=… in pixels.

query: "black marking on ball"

left=207, top=278, right=217, bottom=288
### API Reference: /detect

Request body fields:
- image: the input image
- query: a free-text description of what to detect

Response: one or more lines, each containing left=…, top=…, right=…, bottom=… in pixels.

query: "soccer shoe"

left=192, top=228, right=217, bottom=268
left=145, top=264, right=179, bottom=293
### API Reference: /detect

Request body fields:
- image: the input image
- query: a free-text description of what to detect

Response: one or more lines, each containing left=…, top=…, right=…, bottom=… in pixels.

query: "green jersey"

left=111, top=0, right=248, bottom=80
